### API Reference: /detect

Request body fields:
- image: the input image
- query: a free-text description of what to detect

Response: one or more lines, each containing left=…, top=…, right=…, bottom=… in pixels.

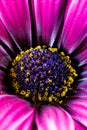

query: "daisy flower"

left=0, top=0, right=87, bottom=130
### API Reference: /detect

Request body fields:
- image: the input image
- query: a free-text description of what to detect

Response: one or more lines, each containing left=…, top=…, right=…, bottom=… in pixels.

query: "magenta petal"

left=74, top=120, right=87, bottom=130
left=60, top=0, right=87, bottom=53
left=75, top=49, right=87, bottom=66
left=0, top=94, right=35, bottom=130
left=0, top=0, right=32, bottom=48
left=0, top=70, right=6, bottom=83
left=0, top=20, right=14, bottom=52
left=67, top=99, right=87, bottom=127
left=34, top=0, right=65, bottom=45
left=35, top=105, right=74, bottom=130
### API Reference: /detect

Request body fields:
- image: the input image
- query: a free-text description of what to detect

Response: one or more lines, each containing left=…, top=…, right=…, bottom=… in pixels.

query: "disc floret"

left=9, top=46, right=78, bottom=105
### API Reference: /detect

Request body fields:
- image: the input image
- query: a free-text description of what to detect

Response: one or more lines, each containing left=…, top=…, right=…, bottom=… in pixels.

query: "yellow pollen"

left=9, top=45, right=78, bottom=105
left=25, top=90, right=31, bottom=97
left=35, top=46, right=41, bottom=50
left=29, top=53, right=33, bottom=57
left=20, top=67, right=24, bottom=71
left=48, top=47, right=58, bottom=52
left=26, top=72, right=30, bottom=76
left=48, top=78, right=52, bottom=83
left=60, top=52, right=65, bottom=56
left=25, top=78, right=29, bottom=82
left=20, top=51, right=24, bottom=55
left=20, top=90, right=26, bottom=95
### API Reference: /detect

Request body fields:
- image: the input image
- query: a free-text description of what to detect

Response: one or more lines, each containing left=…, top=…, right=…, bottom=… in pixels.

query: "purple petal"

left=34, top=0, right=66, bottom=46
left=0, top=70, right=6, bottom=83
left=0, top=20, right=14, bottom=52
left=67, top=98, right=87, bottom=127
left=75, top=49, right=87, bottom=66
left=0, top=94, right=35, bottom=130
left=74, top=120, right=87, bottom=130
left=0, top=0, right=32, bottom=49
left=35, top=105, right=74, bottom=130
left=59, top=0, right=87, bottom=53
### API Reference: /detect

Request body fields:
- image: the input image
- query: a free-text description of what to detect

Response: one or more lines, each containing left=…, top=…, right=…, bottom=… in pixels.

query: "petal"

left=67, top=98, right=87, bottom=127
left=0, top=20, right=14, bottom=52
left=74, top=120, right=87, bottom=130
left=35, top=105, right=74, bottom=130
left=67, top=80, right=87, bottom=100
left=33, top=0, right=67, bottom=46
left=60, top=0, right=87, bottom=53
left=0, top=94, right=35, bottom=130
left=75, top=49, right=87, bottom=66
left=0, top=0, right=32, bottom=49
left=0, top=69, right=5, bottom=83
left=0, top=20, right=20, bottom=55
left=0, top=44, right=11, bottom=68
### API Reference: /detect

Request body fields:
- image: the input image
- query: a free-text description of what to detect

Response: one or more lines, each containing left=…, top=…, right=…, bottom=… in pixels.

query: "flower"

left=0, top=0, right=87, bottom=130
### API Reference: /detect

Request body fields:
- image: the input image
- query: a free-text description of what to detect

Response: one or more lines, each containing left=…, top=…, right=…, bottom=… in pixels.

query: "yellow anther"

left=63, top=86, right=68, bottom=92
left=68, top=76, right=74, bottom=83
left=38, top=93, right=42, bottom=101
left=25, top=78, right=29, bottom=82
left=56, top=92, right=60, bottom=97
left=26, top=72, right=30, bottom=76
left=74, top=72, right=78, bottom=77
left=61, top=91, right=66, bottom=97
left=35, top=46, right=41, bottom=50
left=60, top=52, right=65, bottom=56
left=65, top=56, right=70, bottom=61
left=69, top=67, right=74, bottom=72
left=44, top=91, right=48, bottom=96
left=20, top=90, right=26, bottom=95
left=10, top=68, right=15, bottom=73
left=53, top=97, right=58, bottom=102
left=12, top=81, right=19, bottom=88
left=30, top=47, right=33, bottom=51
left=40, top=83, right=44, bottom=87
left=26, top=50, right=30, bottom=53
left=12, top=59, right=16, bottom=66
left=15, top=55, right=20, bottom=61
left=59, top=100, right=63, bottom=104
left=25, top=90, right=31, bottom=97
left=48, top=48, right=58, bottom=52
left=34, top=78, right=37, bottom=83
left=29, top=53, right=33, bottom=57
left=20, top=51, right=24, bottom=55
left=48, top=95, right=53, bottom=102
left=11, top=72, right=17, bottom=78
left=20, top=62, right=24, bottom=66
left=67, top=82, right=71, bottom=87
left=48, top=78, right=52, bottom=83
left=63, top=80, right=66, bottom=85
left=20, top=67, right=24, bottom=71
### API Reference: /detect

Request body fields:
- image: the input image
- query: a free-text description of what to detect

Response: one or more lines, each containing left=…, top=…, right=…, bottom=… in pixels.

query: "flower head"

left=0, top=0, right=87, bottom=130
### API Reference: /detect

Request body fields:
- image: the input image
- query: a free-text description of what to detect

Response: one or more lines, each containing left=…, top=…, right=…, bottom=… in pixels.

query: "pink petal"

left=0, top=70, right=6, bottom=83
left=34, top=0, right=66, bottom=46
left=75, top=49, right=87, bottom=66
left=0, top=45, right=11, bottom=68
left=67, top=98, right=87, bottom=127
left=0, top=0, right=32, bottom=49
left=74, top=120, right=87, bottom=130
left=0, top=94, right=35, bottom=130
left=35, top=105, right=74, bottom=130
left=0, top=20, right=14, bottom=52
left=59, top=0, right=87, bottom=53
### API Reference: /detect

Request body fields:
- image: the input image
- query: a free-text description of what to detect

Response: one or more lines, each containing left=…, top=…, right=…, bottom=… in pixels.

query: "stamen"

left=9, top=46, right=78, bottom=105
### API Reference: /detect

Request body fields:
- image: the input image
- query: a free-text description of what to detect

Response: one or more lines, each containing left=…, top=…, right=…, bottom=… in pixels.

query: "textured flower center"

left=9, top=46, right=78, bottom=105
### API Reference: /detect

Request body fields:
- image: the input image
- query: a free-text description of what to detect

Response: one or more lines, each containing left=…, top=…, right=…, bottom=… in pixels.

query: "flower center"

left=9, top=46, right=78, bottom=105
